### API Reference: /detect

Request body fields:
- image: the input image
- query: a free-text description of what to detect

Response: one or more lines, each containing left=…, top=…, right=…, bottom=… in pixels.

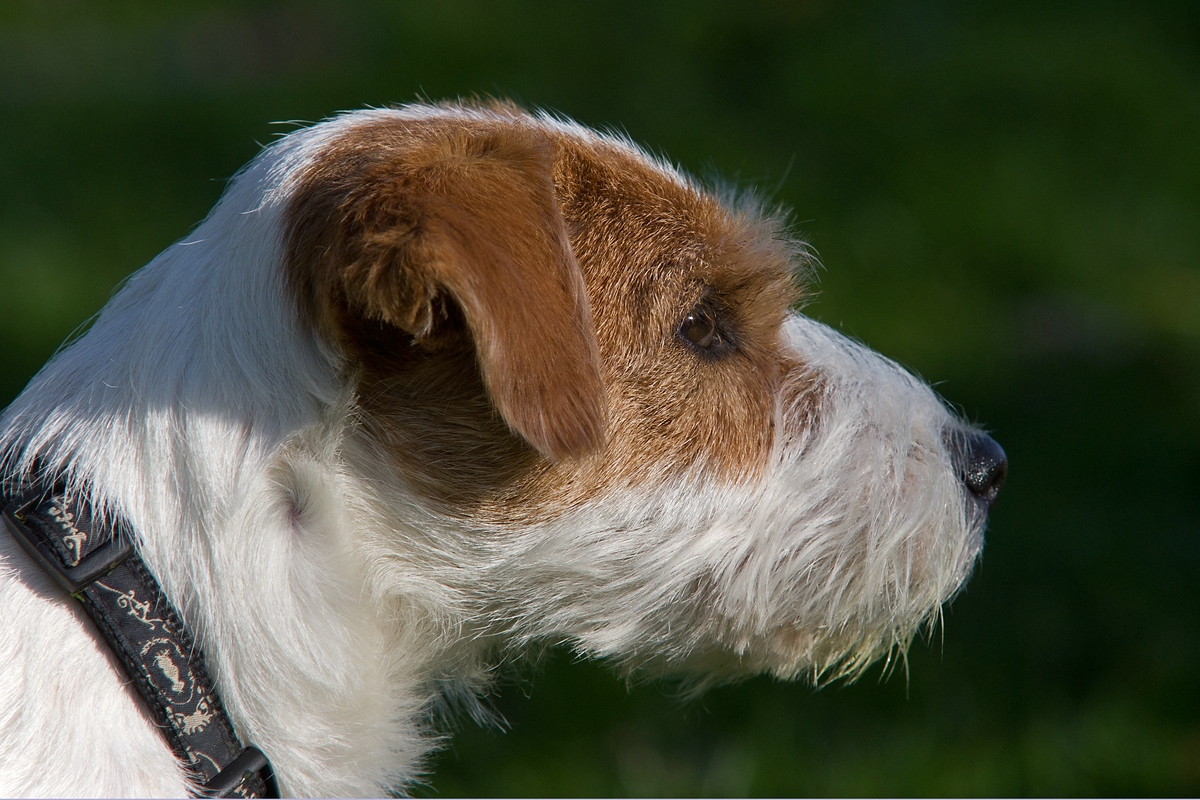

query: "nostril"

left=947, top=430, right=1008, bottom=505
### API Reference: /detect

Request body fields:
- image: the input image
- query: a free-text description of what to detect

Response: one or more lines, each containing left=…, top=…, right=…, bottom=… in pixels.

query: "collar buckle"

left=202, top=746, right=279, bottom=798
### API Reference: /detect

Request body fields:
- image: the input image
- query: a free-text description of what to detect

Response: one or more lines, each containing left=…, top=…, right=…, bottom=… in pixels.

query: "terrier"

left=0, top=101, right=1005, bottom=796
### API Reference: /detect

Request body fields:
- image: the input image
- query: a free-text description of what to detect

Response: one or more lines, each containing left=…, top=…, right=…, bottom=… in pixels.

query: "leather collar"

left=2, top=478, right=279, bottom=798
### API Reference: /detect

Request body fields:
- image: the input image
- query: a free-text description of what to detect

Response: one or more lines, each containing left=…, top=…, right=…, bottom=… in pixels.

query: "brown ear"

left=286, top=120, right=605, bottom=461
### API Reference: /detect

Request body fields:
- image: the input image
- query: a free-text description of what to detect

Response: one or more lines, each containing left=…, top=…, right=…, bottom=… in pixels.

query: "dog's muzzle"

left=947, top=430, right=1008, bottom=507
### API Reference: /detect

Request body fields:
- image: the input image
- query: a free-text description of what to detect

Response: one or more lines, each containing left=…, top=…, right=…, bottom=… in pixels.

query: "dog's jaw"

left=387, top=312, right=985, bottom=687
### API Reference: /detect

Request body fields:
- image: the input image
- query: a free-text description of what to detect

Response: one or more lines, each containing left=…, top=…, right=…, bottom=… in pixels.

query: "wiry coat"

left=0, top=102, right=993, bottom=796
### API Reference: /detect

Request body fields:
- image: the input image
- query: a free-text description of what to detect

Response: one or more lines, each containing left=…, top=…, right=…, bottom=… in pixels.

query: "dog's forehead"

left=542, top=126, right=802, bottom=360
left=548, top=124, right=802, bottom=296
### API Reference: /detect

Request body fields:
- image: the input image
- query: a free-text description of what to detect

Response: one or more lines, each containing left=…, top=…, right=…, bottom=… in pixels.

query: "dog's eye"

left=679, top=308, right=718, bottom=349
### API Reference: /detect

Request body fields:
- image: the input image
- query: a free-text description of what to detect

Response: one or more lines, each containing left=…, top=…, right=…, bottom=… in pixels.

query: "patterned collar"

left=2, top=478, right=279, bottom=798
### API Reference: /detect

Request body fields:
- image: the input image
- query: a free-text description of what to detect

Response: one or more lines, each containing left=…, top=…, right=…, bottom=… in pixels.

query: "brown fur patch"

left=285, top=114, right=604, bottom=462
left=283, top=105, right=812, bottom=522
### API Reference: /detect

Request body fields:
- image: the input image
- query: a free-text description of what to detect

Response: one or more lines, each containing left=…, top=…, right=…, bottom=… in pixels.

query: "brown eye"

left=679, top=309, right=717, bottom=349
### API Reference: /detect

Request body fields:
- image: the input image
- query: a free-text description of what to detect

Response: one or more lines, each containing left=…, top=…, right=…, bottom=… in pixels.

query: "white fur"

left=0, top=105, right=986, bottom=797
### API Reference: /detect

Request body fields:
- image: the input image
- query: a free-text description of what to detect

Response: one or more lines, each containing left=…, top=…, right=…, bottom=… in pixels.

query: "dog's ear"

left=287, top=122, right=605, bottom=461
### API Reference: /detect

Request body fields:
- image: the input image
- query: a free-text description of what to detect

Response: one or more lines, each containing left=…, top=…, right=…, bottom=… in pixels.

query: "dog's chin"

left=688, top=547, right=983, bottom=688
left=508, top=477, right=986, bottom=690
left=591, top=568, right=978, bottom=692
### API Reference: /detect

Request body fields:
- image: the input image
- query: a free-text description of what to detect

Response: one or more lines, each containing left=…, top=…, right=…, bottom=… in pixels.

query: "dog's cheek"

left=580, top=352, right=779, bottom=489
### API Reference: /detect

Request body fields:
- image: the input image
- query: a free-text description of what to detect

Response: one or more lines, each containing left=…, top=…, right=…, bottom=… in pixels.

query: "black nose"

left=947, top=430, right=1007, bottom=506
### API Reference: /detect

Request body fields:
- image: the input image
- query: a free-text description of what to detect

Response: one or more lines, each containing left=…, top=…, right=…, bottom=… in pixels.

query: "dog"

left=0, top=100, right=1005, bottom=797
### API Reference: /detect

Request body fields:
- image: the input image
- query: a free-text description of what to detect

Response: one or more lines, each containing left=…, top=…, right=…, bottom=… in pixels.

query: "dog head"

left=282, top=101, right=1004, bottom=684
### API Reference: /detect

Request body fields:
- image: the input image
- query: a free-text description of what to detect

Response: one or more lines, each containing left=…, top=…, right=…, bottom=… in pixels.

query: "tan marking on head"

left=283, top=104, right=815, bottom=521
left=548, top=134, right=807, bottom=485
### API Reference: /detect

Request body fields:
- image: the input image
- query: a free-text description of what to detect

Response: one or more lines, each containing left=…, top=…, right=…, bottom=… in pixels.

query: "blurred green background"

left=2, top=0, right=1198, bottom=795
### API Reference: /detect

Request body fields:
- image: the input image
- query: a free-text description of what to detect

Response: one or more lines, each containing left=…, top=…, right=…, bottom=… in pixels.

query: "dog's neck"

left=0, top=129, right=455, bottom=796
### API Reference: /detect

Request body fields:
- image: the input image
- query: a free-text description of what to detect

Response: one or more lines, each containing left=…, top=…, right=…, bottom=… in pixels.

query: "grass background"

left=2, top=0, right=1198, bottom=795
